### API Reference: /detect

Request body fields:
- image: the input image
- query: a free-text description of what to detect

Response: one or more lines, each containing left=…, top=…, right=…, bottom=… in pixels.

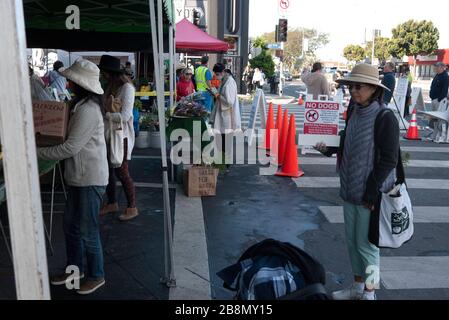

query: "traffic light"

left=278, top=19, right=288, bottom=42
left=193, top=9, right=201, bottom=26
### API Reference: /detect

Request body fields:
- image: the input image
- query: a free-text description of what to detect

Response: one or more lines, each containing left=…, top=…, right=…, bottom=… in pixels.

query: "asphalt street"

left=204, top=81, right=449, bottom=300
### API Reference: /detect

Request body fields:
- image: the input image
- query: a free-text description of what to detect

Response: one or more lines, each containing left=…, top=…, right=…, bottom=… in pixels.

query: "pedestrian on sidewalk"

left=301, top=62, right=330, bottom=99
left=314, top=64, right=399, bottom=301
left=428, top=62, right=449, bottom=135
left=430, top=62, right=449, bottom=111
left=37, top=59, right=109, bottom=294
left=242, top=65, right=253, bottom=95
left=98, top=55, right=139, bottom=221
left=252, top=68, right=264, bottom=89
left=381, top=62, right=396, bottom=104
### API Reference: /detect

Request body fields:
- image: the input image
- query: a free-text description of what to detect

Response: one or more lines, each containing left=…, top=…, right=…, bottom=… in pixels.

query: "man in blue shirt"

left=381, top=62, right=396, bottom=104
left=48, top=61, right=67, bottom=99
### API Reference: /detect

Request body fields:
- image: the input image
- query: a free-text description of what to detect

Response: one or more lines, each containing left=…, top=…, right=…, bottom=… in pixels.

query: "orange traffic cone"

left=404, top=108, right=420, bottom=140
left=298, top=95, right=304, bottom=105
left=277, top=109, right=289, bottom=166
left=276, top=114, right=304, bottom=178
left=260, top=103, right=275, bottom=150
left=270, top=105, right=283, bottom=157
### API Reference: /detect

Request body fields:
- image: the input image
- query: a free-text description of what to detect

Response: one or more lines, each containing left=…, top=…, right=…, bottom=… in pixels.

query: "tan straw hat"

left=336, top=63, right=390, bottom=91
left=60, top=59, right=104, bottom=95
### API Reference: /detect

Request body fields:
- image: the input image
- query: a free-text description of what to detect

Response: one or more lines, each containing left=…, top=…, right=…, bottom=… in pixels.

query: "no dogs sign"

left=299, top=100, right=341, bottom=147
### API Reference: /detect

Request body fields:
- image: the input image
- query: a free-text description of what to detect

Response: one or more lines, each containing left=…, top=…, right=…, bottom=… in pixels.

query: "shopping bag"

left=371, top=184, right=414, bottom=248
left=183, top=166, right=219, bottom=197
left=109, top=116, right=124, bottom=168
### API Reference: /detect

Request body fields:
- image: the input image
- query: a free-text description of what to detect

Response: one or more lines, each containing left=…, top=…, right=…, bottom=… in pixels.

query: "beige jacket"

left=301, top=71, right=330, bottom=99
left=212, top=75, right=241, bottom=133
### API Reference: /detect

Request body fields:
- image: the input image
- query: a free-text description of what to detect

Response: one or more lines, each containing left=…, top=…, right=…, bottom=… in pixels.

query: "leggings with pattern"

left=106, top=138, right=136, bottom=208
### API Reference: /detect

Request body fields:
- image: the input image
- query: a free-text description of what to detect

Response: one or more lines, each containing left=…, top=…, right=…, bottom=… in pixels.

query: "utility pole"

left=371, top=29, right=375, bottom=66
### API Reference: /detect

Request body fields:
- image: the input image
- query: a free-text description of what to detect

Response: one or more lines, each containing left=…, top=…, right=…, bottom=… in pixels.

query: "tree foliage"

left=253, top=37, right=268, bottom=50
left=249, top=50, right=275, bottom=78
left=256, top=28, right=329, bottom=72
left=343, top=44, right=366, bottom=63
left=389, top=20, right=439, bottom=59
left=364, top=37, right=392, bottom=63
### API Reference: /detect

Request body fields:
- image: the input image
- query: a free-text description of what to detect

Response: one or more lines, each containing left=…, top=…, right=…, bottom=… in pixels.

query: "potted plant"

left=149, top=118, right=161, bottom=149
left=135, top=114, right=152, bottom=148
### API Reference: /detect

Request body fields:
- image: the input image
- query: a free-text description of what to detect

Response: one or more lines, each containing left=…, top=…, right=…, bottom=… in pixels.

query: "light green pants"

left=343, top=202, right=380, bottom=282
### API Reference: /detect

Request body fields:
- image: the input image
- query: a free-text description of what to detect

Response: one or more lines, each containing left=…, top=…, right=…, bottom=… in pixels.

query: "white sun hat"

left=60, top=59, right=104, bottom=95
left=336, top=63, right=390, bottom=91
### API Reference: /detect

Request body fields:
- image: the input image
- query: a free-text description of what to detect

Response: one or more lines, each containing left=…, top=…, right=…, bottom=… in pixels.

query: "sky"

left=249, top=0, right=449, bottom=62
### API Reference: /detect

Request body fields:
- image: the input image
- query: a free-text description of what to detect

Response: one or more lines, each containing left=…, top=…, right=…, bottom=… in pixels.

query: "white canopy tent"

left=0, top=0, right=176, bottom=299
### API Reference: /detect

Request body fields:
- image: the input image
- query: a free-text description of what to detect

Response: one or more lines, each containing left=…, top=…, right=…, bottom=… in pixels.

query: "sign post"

left=278, top=0, right=290, bottom=16
left=387, top=77, right=409, bottom=130
left=247, top=89, right=268, bottom=146
left=298, top=99, right=341, bottom=147
left=411, top=87, right=425, bottom=112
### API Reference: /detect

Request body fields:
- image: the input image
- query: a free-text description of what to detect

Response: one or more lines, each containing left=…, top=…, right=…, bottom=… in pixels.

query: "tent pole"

left=0, top=0, right=50, bottom=300
left=169, top=25, right=175, bottom=114
left=170, top=26, right=176, bottom=182
left=170, top=26, right=177, bottom=182
left=158, top=0, right=176, bottom=288
left=149, top=0, right=176, bottom=287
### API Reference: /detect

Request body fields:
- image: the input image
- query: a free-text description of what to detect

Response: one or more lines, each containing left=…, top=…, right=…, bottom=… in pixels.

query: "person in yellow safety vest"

left=194, top=56, right=214, bottom=112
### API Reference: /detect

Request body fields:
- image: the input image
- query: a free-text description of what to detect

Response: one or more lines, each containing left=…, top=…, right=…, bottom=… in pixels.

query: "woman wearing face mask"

left=211, top=63, right=241, bottom=165
left=314, top=64, right=399, bottom=300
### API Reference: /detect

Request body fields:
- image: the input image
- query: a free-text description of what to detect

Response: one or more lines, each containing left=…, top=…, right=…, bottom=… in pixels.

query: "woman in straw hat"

left=98, top=55, right=138, bottom=221
left=37, top=59, right=109, bottom=295
left=315, top=64, right=400, bottom=300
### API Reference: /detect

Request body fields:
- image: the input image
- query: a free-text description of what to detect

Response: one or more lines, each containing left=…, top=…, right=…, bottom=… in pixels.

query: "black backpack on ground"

left=217, top=238, right=329, bottom=300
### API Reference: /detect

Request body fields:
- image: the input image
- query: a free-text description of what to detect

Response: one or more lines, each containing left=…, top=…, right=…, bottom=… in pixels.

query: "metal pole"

left=169, top=25, right=175, bottom=113
left=279, top=41, right=284, bottom=96
left=371, top=29, right=375, bottom=66
left=149, top=0, right=176, bottom=287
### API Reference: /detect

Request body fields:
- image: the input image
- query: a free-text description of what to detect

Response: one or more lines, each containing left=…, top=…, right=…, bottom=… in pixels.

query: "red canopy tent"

left=176, top=18, right=229, bottom=53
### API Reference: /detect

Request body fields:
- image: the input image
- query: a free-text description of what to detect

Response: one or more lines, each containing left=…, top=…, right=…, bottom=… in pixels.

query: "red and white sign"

left=279, top=0, right=290, bottom=9
left=278, top=0, right=290, bottom=16
left=298, top=100, right=341, bottom=147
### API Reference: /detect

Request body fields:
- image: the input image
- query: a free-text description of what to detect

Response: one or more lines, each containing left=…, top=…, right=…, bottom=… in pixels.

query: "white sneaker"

left=332, top=284, right=364, bottom=300
left=361, top=291, right=377, bottom=300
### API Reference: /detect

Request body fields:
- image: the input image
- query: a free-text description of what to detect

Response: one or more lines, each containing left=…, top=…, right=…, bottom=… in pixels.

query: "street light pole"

left=279, top=41, right=283, bottom=96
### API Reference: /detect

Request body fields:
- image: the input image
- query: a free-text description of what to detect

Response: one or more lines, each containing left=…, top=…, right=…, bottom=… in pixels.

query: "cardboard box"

left=33, top=101, right=70, bottom=147
left=183, top=166, right=219, bottom=197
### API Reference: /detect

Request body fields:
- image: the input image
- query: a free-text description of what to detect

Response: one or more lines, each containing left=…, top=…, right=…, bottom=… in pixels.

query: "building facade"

left=174, top=0, right=250, bottom=93
left=408, top=49, right=449, bottom=79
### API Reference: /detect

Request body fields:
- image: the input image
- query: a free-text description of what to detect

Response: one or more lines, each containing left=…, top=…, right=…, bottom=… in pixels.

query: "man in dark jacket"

left=428, top=62, right=449, bottom=139
left=430, top=62, right=449, bottom=110
left=381, top=62, right=396, bottom=104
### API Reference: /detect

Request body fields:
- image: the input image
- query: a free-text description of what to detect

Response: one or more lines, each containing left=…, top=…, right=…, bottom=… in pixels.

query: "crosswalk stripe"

left=381, top=257, right=449, bottom=289
left=298, top=157, right=449, bottom=168
left=319, top=206, right=449, bottom=223
left=293, top=177, right=449, bottom=189
left=401, top=147, right=449, bottom=153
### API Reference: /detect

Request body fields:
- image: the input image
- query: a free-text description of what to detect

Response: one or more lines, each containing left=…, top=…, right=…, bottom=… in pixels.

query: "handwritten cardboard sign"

left=33, top=101, right=69, bottom=146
